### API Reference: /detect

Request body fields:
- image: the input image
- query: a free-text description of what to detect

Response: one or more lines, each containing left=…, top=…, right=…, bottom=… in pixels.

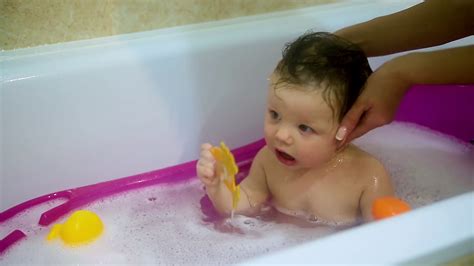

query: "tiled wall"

left=1, top=0, right=338, bottom=50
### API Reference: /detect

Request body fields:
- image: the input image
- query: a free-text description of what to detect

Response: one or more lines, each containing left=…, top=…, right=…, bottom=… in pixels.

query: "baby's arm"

left=359, top=159, right=395, bottom=221
left=197, top=144, right=270, bottom=216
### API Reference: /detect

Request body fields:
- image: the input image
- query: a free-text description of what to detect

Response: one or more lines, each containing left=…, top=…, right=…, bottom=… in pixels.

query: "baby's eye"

left=298, top=124, right=315, bottom=134
left=269, top=110, right=280, bottom=120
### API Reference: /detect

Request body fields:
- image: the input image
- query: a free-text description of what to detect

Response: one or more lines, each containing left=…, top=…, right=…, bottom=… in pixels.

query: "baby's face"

left=264, top=74, right=340, bottom=170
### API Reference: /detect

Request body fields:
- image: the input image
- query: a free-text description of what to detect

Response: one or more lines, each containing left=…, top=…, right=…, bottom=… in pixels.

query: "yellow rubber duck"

left=47, top=210, right=104, bottom=246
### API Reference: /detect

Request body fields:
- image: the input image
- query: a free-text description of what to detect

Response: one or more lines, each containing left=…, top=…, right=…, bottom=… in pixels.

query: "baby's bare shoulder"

left=256, top=145, right=277, bottom=166
left=345, top=145, right=390, bottom=181
left=256, top=146, right=287, bottom=182
left=347, top=144, right=383, bottom=165
left=250, top=146, right=275, bottom=175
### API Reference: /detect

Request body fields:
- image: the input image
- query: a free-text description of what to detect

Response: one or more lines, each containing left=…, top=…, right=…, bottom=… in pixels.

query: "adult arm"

left=336, top=45, right=474, bottom=145
left=335, top=0, right=474, bottom=56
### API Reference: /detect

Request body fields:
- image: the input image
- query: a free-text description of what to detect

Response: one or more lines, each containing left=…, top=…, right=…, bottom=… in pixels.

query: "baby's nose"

left=275, top=126, right=293, bottom=144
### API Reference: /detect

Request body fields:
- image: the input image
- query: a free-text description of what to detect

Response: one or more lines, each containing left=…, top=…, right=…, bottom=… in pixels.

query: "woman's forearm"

left=388, top=45, right=474, bottom=85
left=335, top=0, right=474, bottom=57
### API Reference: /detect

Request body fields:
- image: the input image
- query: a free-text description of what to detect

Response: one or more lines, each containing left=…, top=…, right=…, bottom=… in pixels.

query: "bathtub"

left=1, top=0, right=473, bottom=263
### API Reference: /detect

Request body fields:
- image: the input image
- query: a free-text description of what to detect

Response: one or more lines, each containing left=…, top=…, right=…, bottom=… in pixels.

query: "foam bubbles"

left=1, top=122, right=472, bottom=264
left=354, top=122, right=473, bottom=208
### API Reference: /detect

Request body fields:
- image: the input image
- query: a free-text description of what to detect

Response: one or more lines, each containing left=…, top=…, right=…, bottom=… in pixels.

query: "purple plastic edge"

left=0, top=230, right=26, bottom=255
left=395, top=84, right=474, bottom=142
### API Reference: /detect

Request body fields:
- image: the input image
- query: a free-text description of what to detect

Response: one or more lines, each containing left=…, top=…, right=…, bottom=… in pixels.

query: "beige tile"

left=1, top=0, right=338, bottom=50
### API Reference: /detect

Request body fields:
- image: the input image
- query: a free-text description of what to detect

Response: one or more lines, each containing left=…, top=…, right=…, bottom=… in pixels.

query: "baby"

left=197, top=32, right=394, bottom=226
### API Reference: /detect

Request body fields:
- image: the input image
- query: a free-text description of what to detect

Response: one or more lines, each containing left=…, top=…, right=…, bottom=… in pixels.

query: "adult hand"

left=335, top=60, right=411, bottom=146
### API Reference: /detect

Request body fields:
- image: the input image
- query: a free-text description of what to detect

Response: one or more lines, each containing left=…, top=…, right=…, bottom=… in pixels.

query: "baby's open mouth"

left=275, top=149, right=296, bottom=165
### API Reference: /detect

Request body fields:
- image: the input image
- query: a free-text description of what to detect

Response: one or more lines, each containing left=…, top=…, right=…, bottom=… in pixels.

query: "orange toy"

left=372, top=196, right=411, bottom=220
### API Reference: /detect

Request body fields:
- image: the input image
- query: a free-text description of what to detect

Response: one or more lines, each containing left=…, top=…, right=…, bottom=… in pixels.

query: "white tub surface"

left=1, top=0, right=473, bottom=264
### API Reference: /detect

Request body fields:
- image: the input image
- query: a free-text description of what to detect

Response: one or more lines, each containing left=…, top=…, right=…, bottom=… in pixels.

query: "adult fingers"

left=336, top=99, right=369, bottom=144
left=345, top=112, right=392, bottom=143
left=343, top=118, right=374, bottom=144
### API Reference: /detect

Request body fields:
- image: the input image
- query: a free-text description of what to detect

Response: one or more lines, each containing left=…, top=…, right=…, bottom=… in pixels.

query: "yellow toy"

left=47, top=210, right=103, bottom=246
left=210, top=142, right=240, bottom=214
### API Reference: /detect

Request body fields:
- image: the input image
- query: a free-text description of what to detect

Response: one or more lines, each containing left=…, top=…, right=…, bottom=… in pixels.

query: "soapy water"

left=1, top=122, right=472, bottom=264
left=354, top=122, right=473, bottom=207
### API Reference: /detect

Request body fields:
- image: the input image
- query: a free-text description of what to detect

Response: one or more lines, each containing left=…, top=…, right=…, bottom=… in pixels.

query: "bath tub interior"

left=1, top=0, right=473, bottom=264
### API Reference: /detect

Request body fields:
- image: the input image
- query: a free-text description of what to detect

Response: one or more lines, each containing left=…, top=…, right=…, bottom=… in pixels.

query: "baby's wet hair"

left=275, top=31, right=372, bottom=121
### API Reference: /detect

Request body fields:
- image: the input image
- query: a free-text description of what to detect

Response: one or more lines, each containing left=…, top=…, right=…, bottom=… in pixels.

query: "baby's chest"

left=268, top=173, right=362, bottom=218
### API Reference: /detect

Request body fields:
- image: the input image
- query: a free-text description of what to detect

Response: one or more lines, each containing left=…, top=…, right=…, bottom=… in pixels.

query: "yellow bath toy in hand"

left=47, top=210, right=104, bottom=246
left=211, top=142, right=240, bottom=211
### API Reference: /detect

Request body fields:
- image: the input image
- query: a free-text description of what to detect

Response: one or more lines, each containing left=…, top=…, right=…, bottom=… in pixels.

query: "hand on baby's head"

left=197, top=143, right=219, bottom=186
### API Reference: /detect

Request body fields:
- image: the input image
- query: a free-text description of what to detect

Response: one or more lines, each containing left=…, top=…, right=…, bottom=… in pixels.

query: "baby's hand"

left=197, top=143, right=219, bottom=187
